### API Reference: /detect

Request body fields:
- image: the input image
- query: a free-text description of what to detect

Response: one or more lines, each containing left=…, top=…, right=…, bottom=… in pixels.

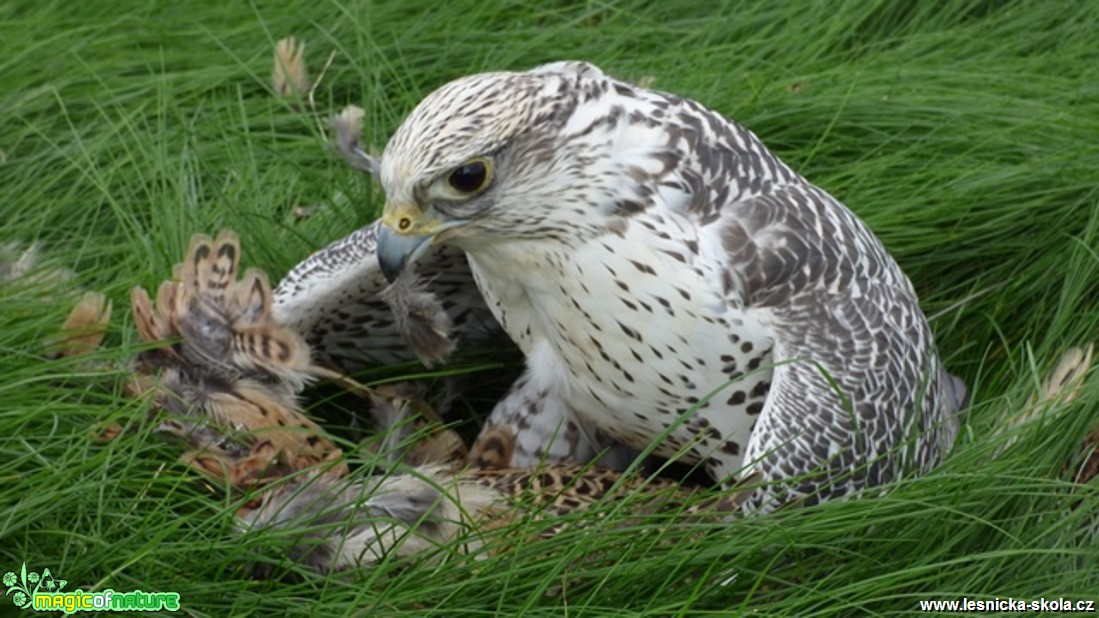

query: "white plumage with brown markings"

left=289, top=61, right=967, bottom=509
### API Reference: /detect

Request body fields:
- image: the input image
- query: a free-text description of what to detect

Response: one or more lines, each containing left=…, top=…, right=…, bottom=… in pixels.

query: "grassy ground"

left=2, top=0, right=1098, bottom=615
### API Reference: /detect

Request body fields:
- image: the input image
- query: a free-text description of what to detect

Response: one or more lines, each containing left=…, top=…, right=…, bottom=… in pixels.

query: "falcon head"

left=374, top=62, right=623, bottom=282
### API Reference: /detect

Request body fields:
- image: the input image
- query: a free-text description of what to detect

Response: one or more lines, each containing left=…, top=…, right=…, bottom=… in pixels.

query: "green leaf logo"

left=3, top=562, right=37, bottom=609
left=4, top=563, right=65, bottom=609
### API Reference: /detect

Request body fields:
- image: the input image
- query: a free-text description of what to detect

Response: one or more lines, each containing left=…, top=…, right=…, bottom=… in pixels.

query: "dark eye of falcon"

left=447, top=158, right=492, bottom=194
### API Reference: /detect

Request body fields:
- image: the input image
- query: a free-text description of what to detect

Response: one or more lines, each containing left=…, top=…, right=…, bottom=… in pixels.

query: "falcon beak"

left=377, top=203, right=439, bottom=283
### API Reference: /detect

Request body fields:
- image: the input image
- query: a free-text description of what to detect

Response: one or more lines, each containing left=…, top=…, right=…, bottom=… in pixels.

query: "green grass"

left=2, top=0, right=1098, bottom=615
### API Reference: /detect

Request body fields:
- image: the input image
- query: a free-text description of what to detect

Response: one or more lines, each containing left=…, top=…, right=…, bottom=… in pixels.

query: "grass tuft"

left=2, top=0, right=1097, bottom=614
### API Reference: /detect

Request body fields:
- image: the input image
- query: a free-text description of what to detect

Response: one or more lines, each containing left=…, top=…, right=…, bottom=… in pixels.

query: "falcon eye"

left=446, top=158, right=492, bottom=195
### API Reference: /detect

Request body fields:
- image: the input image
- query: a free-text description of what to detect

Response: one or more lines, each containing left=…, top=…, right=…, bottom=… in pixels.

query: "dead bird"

left=240, top=427, right=758, bottom=575
left=128, top=230, right=349, bottom=485
left=104, top=231, right=751, bottom=575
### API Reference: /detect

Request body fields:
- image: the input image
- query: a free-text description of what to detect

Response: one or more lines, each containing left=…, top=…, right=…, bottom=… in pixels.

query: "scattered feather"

left=47, top=291, right=111, bottom=359
left=331, top=105, right=378, bottom=174
left=272, top=37, right=310, bottom=99
left=998, top=344, right=1095, bottom=451
left=379, top=270, right=456, bottom=367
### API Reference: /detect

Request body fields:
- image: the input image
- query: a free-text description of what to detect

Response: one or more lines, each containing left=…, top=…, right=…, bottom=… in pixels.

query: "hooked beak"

left=376, top=203, right=448, bottom=283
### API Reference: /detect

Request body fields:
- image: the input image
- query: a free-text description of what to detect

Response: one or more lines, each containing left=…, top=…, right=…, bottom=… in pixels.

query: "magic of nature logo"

left=4, top=563, right=180, bottom=614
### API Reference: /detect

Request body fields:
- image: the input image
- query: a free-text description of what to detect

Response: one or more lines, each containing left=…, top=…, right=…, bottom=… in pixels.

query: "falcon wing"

left=719, top=185, right=966, bottom=506
left=272, top=221, right=505, bottom=371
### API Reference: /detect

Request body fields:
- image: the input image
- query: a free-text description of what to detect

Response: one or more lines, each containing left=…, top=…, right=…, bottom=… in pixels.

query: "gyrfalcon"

left=307, top=61, right=968, bottom=508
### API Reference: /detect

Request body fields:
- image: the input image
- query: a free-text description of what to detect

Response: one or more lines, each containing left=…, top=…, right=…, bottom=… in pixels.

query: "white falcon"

left=317, top=61, right=967, bottom=508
